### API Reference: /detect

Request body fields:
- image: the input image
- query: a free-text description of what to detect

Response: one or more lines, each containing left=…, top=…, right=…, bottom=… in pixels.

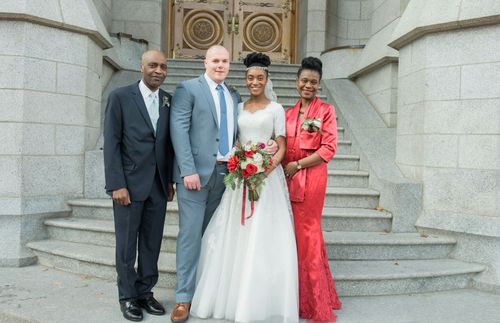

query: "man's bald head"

left=204, top=45, right=230, bottom=84
left=140, top=50, right=167, bottom=91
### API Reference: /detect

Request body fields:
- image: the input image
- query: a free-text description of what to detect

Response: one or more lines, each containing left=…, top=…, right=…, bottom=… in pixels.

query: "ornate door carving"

left=169, top=0, right=296, bottom=63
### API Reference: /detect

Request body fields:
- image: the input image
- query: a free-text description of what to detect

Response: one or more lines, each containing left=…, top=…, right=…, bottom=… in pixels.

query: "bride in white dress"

left=190, top=53, right=299, bottom=323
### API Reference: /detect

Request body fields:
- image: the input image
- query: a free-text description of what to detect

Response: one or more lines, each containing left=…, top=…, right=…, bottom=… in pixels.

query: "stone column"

left=0, top=0, right=112, bottom=266
left=298, top=0, right=327, bottom=58
left=390, top=0, right=500, bottom=291
left=111, top=0, right=163, bottom=49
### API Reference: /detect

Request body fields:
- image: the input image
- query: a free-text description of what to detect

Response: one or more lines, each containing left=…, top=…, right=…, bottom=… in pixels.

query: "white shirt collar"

left=204, top=73, right=227, bottom=92
left=139, top=80, right=159, bottom=100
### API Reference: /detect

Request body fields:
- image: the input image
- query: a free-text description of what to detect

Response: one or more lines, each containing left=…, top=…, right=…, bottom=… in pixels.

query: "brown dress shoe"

left=170, top=302, right=191, bottom=323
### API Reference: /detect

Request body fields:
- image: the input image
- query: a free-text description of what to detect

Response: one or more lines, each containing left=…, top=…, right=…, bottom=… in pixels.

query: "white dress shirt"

left=139, top=80, right=160, bottom=132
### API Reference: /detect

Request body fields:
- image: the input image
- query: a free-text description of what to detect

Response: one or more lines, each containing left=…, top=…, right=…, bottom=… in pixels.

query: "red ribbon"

left=241, top=183, right=255, bottom=226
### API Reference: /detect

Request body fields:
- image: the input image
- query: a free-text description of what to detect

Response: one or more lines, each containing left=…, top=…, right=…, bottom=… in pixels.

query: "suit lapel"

left=198, top=76, right=219, bottom=127
left=156, top=90, right=170, bottom=138
left=229, top=88, right=239, bottom=140
left=131, top=83, right=155, bottom=135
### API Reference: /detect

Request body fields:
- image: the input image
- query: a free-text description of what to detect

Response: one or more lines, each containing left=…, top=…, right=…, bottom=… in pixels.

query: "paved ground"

left=1, top=266, right=500, bottom=323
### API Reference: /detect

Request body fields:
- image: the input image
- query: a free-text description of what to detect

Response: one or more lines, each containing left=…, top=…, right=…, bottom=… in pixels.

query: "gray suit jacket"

left=170, top=75, right=240, bottom=186
left=103, top=82, right=174, bottom=201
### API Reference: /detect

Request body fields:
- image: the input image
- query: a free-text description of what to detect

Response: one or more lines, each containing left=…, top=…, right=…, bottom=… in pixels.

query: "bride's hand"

left=264, top=157, right=279, bottom=176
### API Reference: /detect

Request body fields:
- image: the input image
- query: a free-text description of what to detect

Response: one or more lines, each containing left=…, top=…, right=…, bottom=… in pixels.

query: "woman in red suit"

left=283, top=57, right=341, bottom=322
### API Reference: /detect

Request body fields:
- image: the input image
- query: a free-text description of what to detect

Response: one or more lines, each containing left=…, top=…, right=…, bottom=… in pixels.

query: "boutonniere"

left=162, top=96, right=170, bottom=109
left=227, top=84, right=238, bottom=94
left=301, top=118, right=321, bottom=132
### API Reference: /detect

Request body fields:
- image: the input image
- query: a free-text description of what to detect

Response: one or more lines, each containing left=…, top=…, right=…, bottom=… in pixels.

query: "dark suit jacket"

left=104, top=82, right=174, bottom=201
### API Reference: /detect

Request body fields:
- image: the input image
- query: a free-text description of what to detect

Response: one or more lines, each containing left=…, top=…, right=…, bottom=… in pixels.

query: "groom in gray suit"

left=169, top=45, right=238, bottom=322
left=104, top=50, right=174, bottom=322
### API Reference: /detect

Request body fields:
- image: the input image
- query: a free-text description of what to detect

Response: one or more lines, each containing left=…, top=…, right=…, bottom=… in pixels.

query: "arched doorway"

left=167, top=0, right=297, bottom=63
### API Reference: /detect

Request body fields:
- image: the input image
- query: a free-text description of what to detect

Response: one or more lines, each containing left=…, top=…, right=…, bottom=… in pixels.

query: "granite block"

left=0, top=198, right=22, bottom=216
left=0, top=56, right=24, bottom=89
left=424, top=66, right=461, bottom=101
left=0, top=21, right=25, bottom=56
left=338, top=0, right=361, bottom=20
left=22, top=156, right=83, bottom=196
left=458, top=135, right=499, bottom=170
left=23, top=91, right=86, bottom=125
left=22, top=123, right=56, bottom=155
left=461, top=62, right=500, bottom=99
left=55, top=125, right=86, bottom=155
left=0, top=123, right=22, bottom=155
left=0, top=89, right=23, bottom=122
left=56, top=63, right=88, bottom=96
left=25, top=23, right=88, bottom=66
left=423, top=135, right=458, bottom=168
left=423, top=168, right=497, bottom=215
left=0, top=157, right=21, bottom=196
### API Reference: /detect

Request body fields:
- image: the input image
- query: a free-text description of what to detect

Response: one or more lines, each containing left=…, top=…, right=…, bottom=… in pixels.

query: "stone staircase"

left=27, top=59, right=485, bottom=297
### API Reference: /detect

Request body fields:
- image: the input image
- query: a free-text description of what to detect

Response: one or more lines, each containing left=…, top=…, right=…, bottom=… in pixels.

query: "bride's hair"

left=297, top=57, right=323, bottom=80
left=243, top=52, right=271, bottom=76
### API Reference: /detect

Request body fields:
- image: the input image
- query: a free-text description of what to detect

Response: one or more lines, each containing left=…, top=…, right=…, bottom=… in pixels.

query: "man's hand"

left=265, top=139, right=278, bottom=155
left=112, top=188, right=131, bottom=206
left=183, top=174, right=201, bottom=191
left=167, top=183, right=175, bottom=201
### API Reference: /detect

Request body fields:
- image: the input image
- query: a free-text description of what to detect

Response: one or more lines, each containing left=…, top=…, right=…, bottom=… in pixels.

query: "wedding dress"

left=190, top=102, right=299, bottom=323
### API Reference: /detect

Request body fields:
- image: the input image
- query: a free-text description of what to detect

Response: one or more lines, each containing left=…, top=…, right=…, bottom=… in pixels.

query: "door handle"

left=227, top=15, right=239, bottom=35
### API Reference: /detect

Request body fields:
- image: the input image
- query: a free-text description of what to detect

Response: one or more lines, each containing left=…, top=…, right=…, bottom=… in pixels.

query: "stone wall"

left=348, top=0, right=407, bottom=127
left=93, top=0, right=113, bottom=30
left=326, top=0, right=372, bottom=48
left=355, top=62, right=398, bottom=126
left=392, top=0, right=500, bottom=288
left=0, top=0, right=111, bottom=266
left=111, top=0, right=163, bottom=49
left=298, top=0, right=327, bottom=58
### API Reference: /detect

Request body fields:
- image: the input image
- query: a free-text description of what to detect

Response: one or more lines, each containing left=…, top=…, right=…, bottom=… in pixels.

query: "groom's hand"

left=112, top=188, right=131, bottom=206
left=183, top=174, right=201, bottom=191
left=264, top=139, right=278, bottom=155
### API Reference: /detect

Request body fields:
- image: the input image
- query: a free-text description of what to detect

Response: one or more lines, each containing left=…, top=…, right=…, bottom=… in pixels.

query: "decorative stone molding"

left=0, top=0, right=112, bottom=49
left=349, top=18, right=400, bottom=79
left=389, top=0, right=500, bottom=50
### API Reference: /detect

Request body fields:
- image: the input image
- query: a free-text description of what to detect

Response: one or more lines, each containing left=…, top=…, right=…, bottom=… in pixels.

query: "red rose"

left=244, top=150, right=255, bottom=158
left=227, top=156, right=239, bottom=172
left=242, top=163, right=258, bottom=178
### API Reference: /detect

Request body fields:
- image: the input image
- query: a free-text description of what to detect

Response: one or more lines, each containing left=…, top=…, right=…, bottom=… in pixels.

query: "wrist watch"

left=296, top=160, right=302, bottom=170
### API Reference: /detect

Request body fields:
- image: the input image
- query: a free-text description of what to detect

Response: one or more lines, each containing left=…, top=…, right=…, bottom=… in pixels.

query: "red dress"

left=284, top=97, right=341, bottom=321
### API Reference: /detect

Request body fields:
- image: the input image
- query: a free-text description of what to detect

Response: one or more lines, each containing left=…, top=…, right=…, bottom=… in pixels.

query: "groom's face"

left=204, top=46, right=230, bottom=84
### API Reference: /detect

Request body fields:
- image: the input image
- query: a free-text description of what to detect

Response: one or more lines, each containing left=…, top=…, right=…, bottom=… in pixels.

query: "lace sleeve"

left=273, top=102, right=286, bottom=138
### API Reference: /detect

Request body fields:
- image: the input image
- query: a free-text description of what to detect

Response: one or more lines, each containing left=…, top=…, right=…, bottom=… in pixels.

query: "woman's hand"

left=284, top=161, right=300, bottom=178
left=264, top=156, right=279, bottom=177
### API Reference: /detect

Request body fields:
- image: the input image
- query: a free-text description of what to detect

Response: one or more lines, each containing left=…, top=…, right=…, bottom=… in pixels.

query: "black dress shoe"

left=120, top=301, right=143, bottom=322
left=137, top=296, right=166, bottom=315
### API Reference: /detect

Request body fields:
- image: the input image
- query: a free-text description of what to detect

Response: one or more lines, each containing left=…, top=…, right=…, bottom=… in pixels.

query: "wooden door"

left=169, top=0, right=296, bottom=63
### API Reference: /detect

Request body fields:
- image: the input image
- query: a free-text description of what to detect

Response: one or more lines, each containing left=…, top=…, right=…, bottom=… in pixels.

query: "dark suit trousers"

left=113, top=170, right=167, bottom=302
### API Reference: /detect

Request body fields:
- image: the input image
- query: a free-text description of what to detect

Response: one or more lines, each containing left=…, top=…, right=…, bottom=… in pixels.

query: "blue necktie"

left=216, top=84, right=229, bottom=155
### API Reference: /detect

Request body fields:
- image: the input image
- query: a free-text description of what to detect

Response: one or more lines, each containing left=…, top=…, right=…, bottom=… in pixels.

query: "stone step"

left=322, top=207, right=392, bottom=232
left=332, top=259, right=485, bottom=296
left=27, top=240, right=485, bottom=296
left=324, top=187, right=380, bottom=208
left=165, top=74, right=300, bottom=87
left=325, top=232, right=456, bottom=260
left=328, top=154, right=360, bottom=170
left=166, top=61, right=300, bottom=74
left=43, top=218, right=455, bottom=260
left=328, top=170, right=369, bottom=188
left=68, top=200, right=387, bottom=230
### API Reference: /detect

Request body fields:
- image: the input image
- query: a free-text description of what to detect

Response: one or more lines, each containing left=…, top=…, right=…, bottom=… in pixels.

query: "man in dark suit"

left=104, top=50, right=174, bottom=322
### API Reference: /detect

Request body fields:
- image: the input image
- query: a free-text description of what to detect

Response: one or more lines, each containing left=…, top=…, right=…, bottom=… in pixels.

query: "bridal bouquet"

left=224, top=141, right=273, bottom=225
